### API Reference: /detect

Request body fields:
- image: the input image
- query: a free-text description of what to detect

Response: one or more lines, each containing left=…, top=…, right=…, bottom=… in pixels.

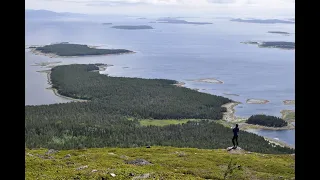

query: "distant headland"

left=231, top=18, right=294, bottom=24
left=241, top=41, right=295, bottom=50
left=111, top=25, right=153, bottom=30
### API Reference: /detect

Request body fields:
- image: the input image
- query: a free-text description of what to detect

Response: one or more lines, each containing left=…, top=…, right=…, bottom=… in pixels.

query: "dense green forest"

left=35, top=43, right=132, bottom=56
left=242, top=41, right=295, bottom=50
left=50, top=64, right=230, bottom=119
left=25, top=106, right=293, bottom=154
left=247, top=115, right=288, bottom=127
left=259, top=41, right=295, bottom=49
left=25, top=64, right=294, bottom=154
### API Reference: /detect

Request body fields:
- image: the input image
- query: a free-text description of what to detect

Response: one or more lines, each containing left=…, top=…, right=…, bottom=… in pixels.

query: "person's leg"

left=235, top=136, right=238, bottom=147
left=232, top=136, right=235, bottom=147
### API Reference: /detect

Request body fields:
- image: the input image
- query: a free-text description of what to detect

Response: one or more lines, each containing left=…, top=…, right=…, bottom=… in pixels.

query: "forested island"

left=111, top=25, right=153, bottom=30
left=156, top=17, right=212, bottom=25
left=247, top=115, right=288, bottom=127
left=268, top=31, right=290, bottom=35
left=231, top=18, right=294, bottom=24
left=241, top=41, right=295, bottom=50
left=25, top=64, right=294, bottom=154
left=32, top=43, right=133, bottom=57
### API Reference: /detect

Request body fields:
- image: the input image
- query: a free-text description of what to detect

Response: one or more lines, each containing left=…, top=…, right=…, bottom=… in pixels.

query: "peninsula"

left=241, top=41, right=295, bottom=50
left=25, top=64, right=294, bottom=154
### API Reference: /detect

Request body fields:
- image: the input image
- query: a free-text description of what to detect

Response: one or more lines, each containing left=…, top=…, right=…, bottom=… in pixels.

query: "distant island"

left=156, top=17, right=212, bottom=25
left=231, top=18, right=294, bottom=24
left=283, top=100, right=295, bottom=105
left=268, top=31, right=290, bottom=35
left=247, top=115, right=288, bottom=127
left=102, top=23, right=112, bottom=25
left=111, top=25, right=153, bottom=30
left=246, top=99, right=269, bottom=104
left=188, top=78, right=223, bottom=84
left=137, top=17, right=147, bottom=20
left=241, top=41, right=295, bottom=50
left=30, top=43, right=133, bottom=57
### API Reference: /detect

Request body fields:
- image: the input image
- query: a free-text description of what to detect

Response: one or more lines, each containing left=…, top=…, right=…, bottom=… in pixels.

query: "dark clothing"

left=232, top=135, right=238, bottom=147
left=233, top=127, right=239, bottom=136
left=232, top=127, right=239, bottom=147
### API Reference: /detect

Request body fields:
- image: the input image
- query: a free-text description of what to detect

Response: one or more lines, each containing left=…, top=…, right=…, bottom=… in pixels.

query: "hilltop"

left=25, top=146, right=295, bottom=180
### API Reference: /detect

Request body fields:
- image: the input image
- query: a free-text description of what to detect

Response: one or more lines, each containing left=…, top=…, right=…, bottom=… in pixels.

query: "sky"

left=25, top=0, right=295, bottom=17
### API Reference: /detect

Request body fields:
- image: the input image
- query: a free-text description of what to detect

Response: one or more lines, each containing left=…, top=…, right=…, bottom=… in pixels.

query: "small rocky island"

left=241, top=41, right=295, bottom=50
left=283, top=100, right=295, bottom=105
left=188, top=78, right=223, bottom=84
left=156, top=17, right=212, bottom=25
left=246, top=99, right=269, bottom=104
left=111, top=25, right=153, bottom=30
left=30, top=43, right=133, bottom=57
left=231, top=18, right=294, bottom=24
left=268, top=31, right=290, bottom=35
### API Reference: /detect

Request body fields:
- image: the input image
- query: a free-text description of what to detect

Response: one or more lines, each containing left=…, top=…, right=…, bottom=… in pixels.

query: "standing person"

left=232, top=124, right=239, bottom=148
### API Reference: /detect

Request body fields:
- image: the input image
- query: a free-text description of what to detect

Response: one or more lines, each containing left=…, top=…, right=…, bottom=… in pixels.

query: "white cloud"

left=26, top=0, right=295, bottom=17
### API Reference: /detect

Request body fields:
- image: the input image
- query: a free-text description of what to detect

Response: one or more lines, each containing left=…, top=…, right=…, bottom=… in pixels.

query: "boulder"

left=226, top=147, right=244, bottom=154
left=46, top=149, right=59, bottom=155
left=133, top=173, right=151, bottom=179
left=76, top=165, right=88, bottom=170
left=126, top=159, right=152, bottom=166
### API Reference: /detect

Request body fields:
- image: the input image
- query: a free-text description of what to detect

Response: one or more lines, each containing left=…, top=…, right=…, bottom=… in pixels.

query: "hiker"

left=232, top=124, right=239, bottom=148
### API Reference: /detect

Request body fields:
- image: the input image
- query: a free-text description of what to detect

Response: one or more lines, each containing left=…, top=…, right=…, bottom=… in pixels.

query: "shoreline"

left=221, top=102, right=295, bottom=130
left=222, top=102, right=242, bottom=122
left=220, top=102, right=295, bottom=149
left=187, top=78, right=224, bottom=84
left=263, top=137, right=295, bottom=149
left=240, top=123, right=295, bottom=131
left=173, top=81, right=186, bottom=87
left=43, top=70, right=88, bottom=102
left=41, top=63, right=113, bottom=102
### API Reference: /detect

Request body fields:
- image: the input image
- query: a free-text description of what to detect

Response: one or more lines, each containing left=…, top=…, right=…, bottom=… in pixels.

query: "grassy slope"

left=26, top=146, right=295, bottom=180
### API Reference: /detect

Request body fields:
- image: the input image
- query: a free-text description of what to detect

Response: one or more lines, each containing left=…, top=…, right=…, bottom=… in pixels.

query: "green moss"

left=26, top=146, right=294, bottom=180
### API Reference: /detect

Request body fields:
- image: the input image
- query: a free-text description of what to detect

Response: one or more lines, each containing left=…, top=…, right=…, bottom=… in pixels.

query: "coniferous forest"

left=247, top=114, right=288, bottom=127
left=25, top=64, right=294, bottom=154
left=35, top=43, right=133, bottom=56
